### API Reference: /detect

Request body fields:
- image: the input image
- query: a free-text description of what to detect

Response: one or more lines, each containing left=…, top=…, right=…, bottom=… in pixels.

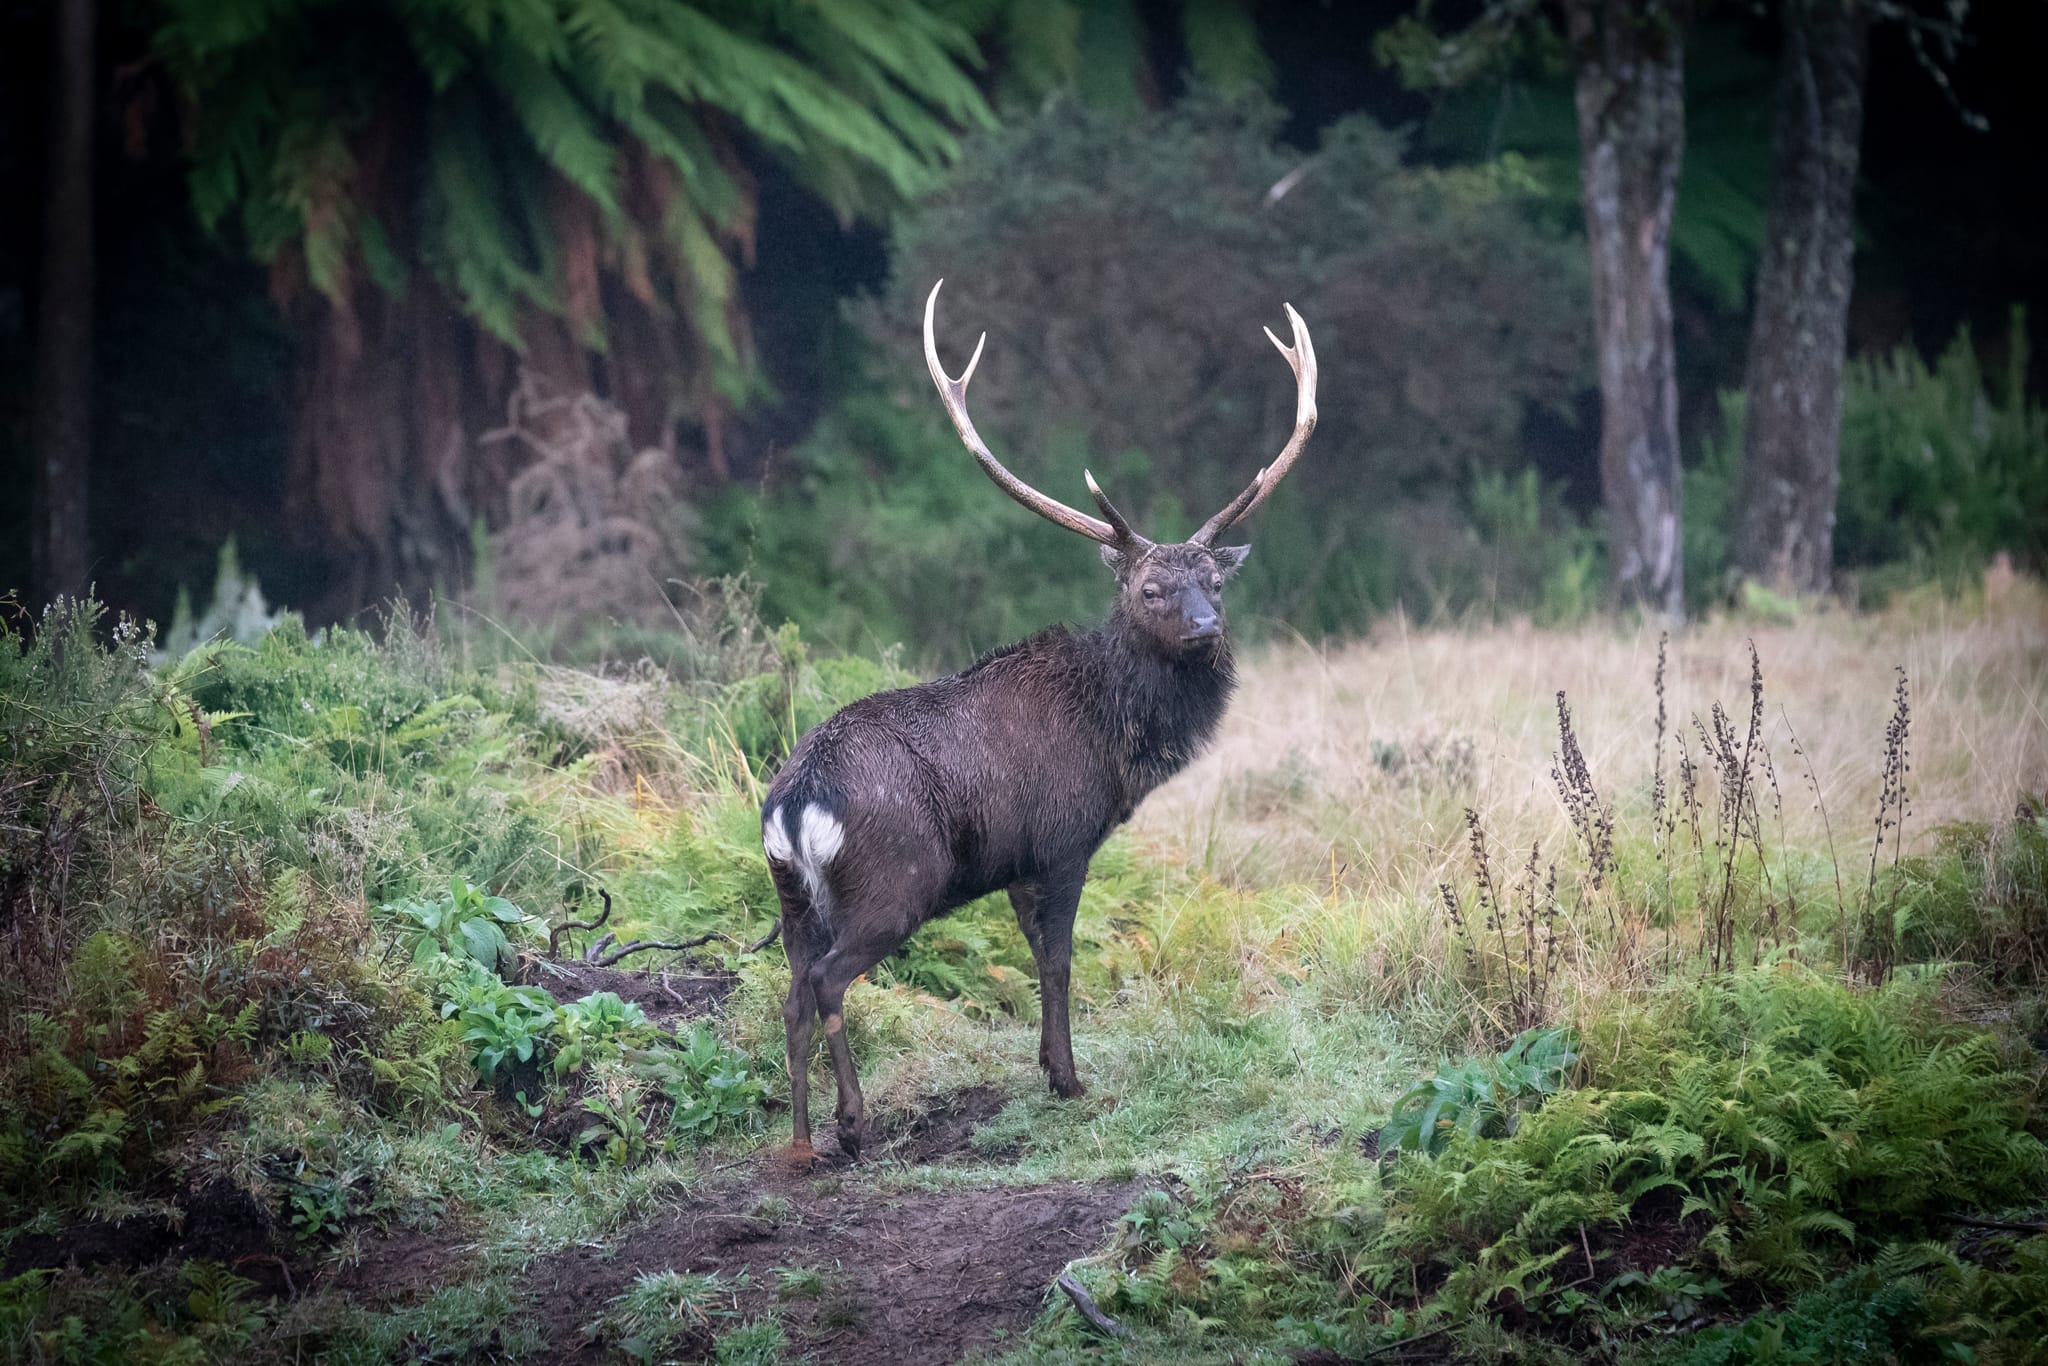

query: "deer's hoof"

left=1050, top=1074, right=1087, bottom=1100
left=785, top=1140, right=819, bottom=1169
left=836, top=1121, right=864, bottom=1161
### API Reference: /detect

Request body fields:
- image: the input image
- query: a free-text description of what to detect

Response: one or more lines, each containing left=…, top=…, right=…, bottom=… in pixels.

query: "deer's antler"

left=924, top=281, right=1148, bottom=550
left=1192, top=303, right=1318, bottom=545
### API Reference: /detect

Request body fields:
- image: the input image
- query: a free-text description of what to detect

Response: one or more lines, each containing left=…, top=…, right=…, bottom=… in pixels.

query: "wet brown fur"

left=764, top=541, right=1248, bottom=1158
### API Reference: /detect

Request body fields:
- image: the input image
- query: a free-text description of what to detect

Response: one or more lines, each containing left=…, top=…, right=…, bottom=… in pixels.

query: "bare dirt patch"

left=524, top=958, right=736, bottom=1029
left=871, top=1085, right=1016, bottom=1165
left=536, top=1164, right=1144, bottom=1364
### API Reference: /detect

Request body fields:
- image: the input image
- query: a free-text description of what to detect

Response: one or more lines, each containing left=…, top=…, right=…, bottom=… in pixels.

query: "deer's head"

left=923, top=281, right=1318, bottom=657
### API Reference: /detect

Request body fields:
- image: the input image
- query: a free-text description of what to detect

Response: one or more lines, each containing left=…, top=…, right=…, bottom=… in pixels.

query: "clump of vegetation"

left=587, top=1269, right=742, bottom=1362
left=1690, top=310, right=2048, bottom=608
left=1074, top=969, right=2047, bottom=1359
left=1377, top=1025, right=1580, bottom=1157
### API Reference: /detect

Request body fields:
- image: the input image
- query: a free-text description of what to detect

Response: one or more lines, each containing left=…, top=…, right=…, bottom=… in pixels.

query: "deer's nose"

left=1181, top=595, right=1222, bottom=639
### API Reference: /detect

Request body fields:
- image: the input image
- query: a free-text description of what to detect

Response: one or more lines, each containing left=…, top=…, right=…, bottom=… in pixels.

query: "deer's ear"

left=1212, top=545, right=1251, bottom=580
left=1100, top=543, right=1127, bottom=576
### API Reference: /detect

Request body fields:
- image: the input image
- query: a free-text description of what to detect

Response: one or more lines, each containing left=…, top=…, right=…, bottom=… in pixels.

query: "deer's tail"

left=761, top=781, right=844, bottom=943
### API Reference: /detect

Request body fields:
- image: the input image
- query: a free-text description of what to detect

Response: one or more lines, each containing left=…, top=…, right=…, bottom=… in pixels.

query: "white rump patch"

left=798, top=806, right=844, bottom=870
left=762, top=804, right=794, bottom=863
left=794, top=806, right=845, bottom=928
left=765, top=802, right=844, bottom=931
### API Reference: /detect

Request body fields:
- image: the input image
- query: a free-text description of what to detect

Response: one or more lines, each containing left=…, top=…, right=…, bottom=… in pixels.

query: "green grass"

left=2, top=592, right=2045, bottom=1363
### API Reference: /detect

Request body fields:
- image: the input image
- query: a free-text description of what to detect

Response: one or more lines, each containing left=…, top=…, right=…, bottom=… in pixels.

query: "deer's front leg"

left=1011, top=870, right=1087, bottom=1098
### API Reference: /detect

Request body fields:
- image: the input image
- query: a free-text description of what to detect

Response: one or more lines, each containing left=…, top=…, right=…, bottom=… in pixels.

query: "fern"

left=1345, top=967, right=2048, bottom=1340
left=156, top=0, right=993, bottom=388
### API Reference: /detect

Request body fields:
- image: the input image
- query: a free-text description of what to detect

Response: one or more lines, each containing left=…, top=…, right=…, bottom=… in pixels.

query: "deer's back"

left=765, top=630, right=1126, bottom=916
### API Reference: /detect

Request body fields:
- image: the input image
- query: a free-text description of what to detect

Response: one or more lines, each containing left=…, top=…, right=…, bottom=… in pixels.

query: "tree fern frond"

left=424, top=85, right=549, bottom=342
left=485, top=39, right=620, bottom=221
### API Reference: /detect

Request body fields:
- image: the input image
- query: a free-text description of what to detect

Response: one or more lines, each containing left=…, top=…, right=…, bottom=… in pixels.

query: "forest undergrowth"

left=1, top=580, right=2045, bottom=1364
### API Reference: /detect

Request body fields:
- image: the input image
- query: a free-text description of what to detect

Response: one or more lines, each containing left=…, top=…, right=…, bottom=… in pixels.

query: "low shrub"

left=1087, top=967, right=2048, bottom=1358
left=1377, top=1025, right=1580, bottom=1157
left=1689, top=309, right=2047, bottom=606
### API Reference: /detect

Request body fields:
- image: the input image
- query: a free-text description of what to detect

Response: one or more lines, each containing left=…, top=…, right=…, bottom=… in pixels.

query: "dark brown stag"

left=762, top=281, right=1317, bottom=1162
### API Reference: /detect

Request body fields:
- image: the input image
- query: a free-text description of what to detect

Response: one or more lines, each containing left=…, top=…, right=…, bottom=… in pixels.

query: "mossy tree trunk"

left=1566, top=0, right=1689, bottom=619
left=1734, top=0, right=1871, bottom=594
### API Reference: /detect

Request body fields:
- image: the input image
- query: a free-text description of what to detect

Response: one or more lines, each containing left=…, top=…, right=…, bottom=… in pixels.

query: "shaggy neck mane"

left=1081, top=606, right=1236, bottom=797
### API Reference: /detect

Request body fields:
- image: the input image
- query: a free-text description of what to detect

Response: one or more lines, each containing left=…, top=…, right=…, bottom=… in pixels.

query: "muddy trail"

left=9, top=1080, right=1140, bottom=1364
left=534, top=1168, right=1141, bottom=1363
left=7, top=956, right=1144, bottom=1363
left=334, top=1081, right=1142, bottom=1363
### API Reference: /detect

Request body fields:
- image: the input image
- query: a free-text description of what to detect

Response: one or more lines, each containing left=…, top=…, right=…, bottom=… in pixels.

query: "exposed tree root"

left=548, top=888, right=780, bottom=964
left=1055, top=1273, right=1128, bottom=1340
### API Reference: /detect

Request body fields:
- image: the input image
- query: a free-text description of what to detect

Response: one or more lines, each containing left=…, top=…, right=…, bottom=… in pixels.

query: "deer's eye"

left=1141, top=584, right=1160, bottom=601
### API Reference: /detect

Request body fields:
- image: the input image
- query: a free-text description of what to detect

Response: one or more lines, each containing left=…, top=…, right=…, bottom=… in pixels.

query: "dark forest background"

left=2, top=0, right=2043, bottom=664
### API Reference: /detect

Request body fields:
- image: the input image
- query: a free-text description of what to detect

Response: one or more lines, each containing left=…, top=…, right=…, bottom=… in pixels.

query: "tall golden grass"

left=1143, top=580, right=2048, bottom=912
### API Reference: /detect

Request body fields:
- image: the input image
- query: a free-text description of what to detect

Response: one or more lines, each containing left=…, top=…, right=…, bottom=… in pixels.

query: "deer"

left=761, top=280, right=1317, bottom=1162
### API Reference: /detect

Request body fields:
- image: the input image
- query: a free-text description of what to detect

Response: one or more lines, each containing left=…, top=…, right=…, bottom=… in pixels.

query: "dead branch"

left=1939, top=1213, right=2048, bottom=1234
left=549, top=887, right=781, bottom=965
left=549, top=888, right=613, bottom=959
left=588, top=931, right=731, bottom=967
left=1055, top=1273, right=1128, bottom=1340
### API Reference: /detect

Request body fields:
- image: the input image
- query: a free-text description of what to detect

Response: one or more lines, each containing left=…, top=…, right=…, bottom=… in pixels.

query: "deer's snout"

left=1180, top=591, right=1222, bottom=641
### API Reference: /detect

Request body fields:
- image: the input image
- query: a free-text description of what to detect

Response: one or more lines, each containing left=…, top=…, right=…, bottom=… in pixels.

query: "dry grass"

left=1142, top=580, right=2048, bottom=908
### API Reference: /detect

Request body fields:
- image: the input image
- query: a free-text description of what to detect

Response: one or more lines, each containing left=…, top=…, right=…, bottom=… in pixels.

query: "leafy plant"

left=626, top=1025, right=767, bottom=1140
left=552, top=992, right=653, bottom=1077
left=1608, top=1264, right=1729, bottom=1326
left=1379, top=1025, right=1581, bottom=1157
left=287, top=1177, right=349, bottom=1241
left=578, top=1089, right=652, bottom=1166
left=382, top=877, right=534, bottom=974
left=1118, top=1188, right=1201, bottom=1258
left=441, top=966, right=557, bottom=1083
left=180, top=1261, right=269, bottom=1349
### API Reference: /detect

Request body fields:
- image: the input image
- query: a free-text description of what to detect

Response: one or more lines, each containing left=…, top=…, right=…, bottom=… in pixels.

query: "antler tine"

left=1192, top=302, right=1318, bottom=545
left=924, top=281, right=1125, bottom=547
left=1084, top=471, right=1151, bottom=550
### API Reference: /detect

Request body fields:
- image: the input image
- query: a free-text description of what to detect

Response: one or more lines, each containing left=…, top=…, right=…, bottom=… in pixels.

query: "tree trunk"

left=31, top=0, right=95, bottom=606
left=1565, top=0, right=1688, bottom=619
left=1733, top=0, right=1870, bottom=593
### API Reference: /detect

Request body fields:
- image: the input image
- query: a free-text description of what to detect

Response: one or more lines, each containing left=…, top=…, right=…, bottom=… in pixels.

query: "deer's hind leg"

left=771, top=866, right=821, bottom=1165
left=805, top=911, right=913, bottom=1160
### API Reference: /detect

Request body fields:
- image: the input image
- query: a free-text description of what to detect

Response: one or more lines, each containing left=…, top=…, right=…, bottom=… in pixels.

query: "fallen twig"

left=1940, top=1213, right=2048, bottom=1234
left=548, top=888, right=614, bottom=959
left=1366, top=1325, right=1452, bottom=1359
left=658, top=970, right=687, bottom=1006
left=589, top=932, right=729, bottom=967
left=1055, top=1273, right=1129, bottom=1340
left=550, top=887, right=781, bottom=965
